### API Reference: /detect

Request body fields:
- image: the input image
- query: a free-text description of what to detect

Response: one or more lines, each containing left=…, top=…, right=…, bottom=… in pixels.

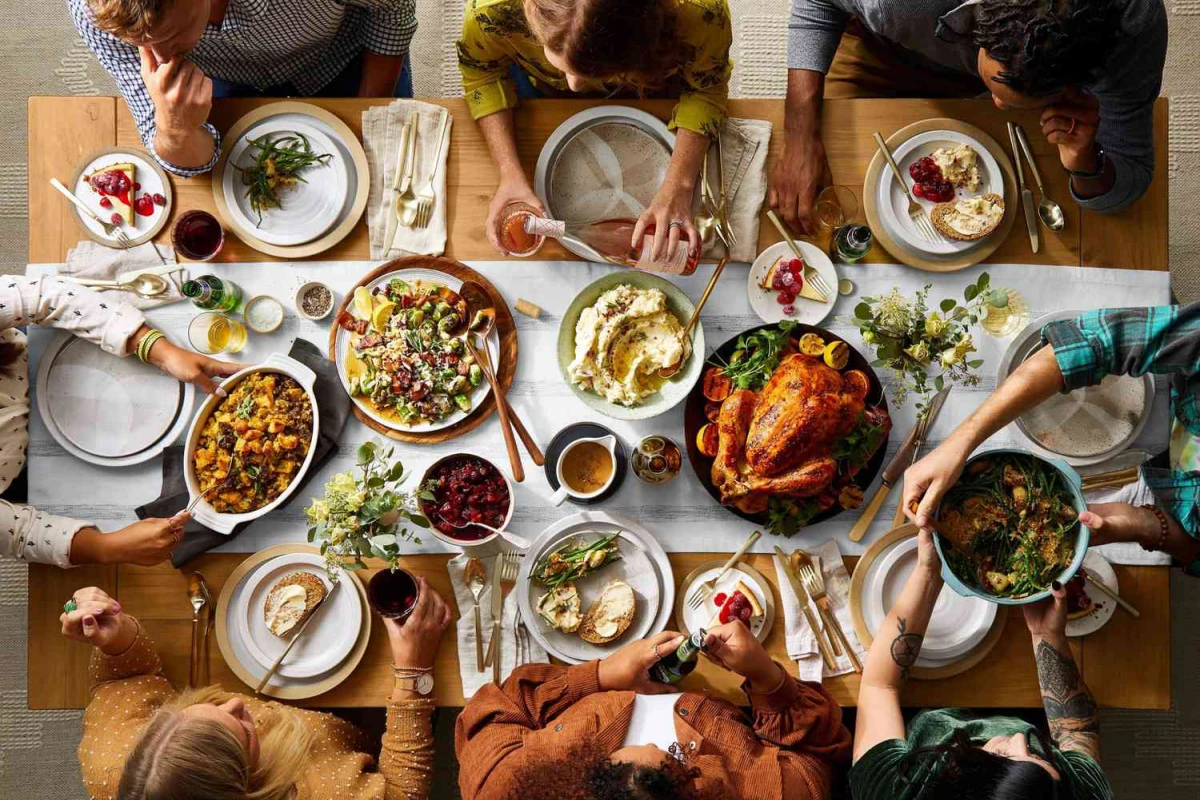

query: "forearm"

left=1065, top=150, right=1117, bottom=200
left=68, top=527, right=113, bottom=566
left=863, top=566, right=942, bottom=690
left=784, top=69, right=825, bottom=145
left=947, top=346, right=1065, bottom=452
left=381, top=695, right=435, bottom=800
left=358, top=51, right=404, bottom=98
left=478, top=110, right=525, bottom=183
left=1033, top=632, right=1101, bottom=760
left=663, top=129, right=708, bottom=197
left=153, top=122, right=217, bottom=172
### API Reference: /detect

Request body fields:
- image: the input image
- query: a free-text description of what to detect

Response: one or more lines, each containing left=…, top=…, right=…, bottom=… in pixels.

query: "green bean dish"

left=235, top=132, right=333, bottom=225
left=937, top=454, right=1079, bottom=598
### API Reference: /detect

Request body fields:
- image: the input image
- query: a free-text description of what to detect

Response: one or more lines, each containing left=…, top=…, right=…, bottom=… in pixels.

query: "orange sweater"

left=77, top=622, right=434, bottom=800
left=454, top=661, right=851, bottom=799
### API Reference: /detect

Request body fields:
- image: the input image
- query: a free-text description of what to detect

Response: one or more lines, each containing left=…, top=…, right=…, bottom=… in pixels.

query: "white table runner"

left=25, top=260, right=1172, bottom=557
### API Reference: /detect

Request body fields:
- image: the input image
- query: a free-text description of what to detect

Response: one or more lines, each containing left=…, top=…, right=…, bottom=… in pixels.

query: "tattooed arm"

left=1025, top=583, right=1102, bottom=761
left=853, top=531, right=944, bottom=762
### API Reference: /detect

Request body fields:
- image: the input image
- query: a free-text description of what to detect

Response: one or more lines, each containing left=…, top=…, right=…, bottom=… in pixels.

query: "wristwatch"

left=1064, top=144, right=1106, bottom=179
left=395, top=672, right=434, bottom=696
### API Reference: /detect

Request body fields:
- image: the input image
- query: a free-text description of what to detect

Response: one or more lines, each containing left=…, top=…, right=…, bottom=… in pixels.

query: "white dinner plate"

left=223, top=119, right=347, bottom=247
left=747, top=240, right=837, bottom=326
left=36, top=331, right=194, bottom=467
left=71, top=149, right=172, bottom=247
left=862, top=536, right=996, bottom=666
left=519, top=511, right=674, bottom=665
left=333, top=267, right=496, bottom=434
left=680, top=565, right=771, bottom=642
left=1066, top=550, right=1118, bottom=637
left=876, top=130, right=1004, bottom=257
left=234, top=554, right=361, bottom=679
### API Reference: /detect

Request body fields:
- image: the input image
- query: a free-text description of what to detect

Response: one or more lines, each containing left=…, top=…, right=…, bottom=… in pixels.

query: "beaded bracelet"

left=1138, top=504, right=1170, bottom=553
left=135, top=329, right=165, bottom=363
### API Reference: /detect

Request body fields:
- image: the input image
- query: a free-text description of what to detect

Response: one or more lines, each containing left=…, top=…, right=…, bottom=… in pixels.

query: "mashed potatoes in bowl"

left=557, top=273, right=704, bottom=420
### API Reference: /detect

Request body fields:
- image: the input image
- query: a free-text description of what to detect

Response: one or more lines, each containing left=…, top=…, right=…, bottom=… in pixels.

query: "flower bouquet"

left=306, top=440, right=429, bottom=578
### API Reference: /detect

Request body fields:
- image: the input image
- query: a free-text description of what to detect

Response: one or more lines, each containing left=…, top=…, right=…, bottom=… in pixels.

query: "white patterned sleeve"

left=0, top=276, right=144, bottom=357
left=0, top=500, right=92, bottom=568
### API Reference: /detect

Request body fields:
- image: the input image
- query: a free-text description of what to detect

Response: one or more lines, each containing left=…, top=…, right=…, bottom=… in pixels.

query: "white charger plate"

left=747, top=240, right=837, bottom=326
left=519, top=511, right=674, bottom=665
left=876, top=130, right=1003, bottom=257
left=71, top=149, right=172, bottom=247
left=35, top=332, right=194, bottom=467
left=862, top=536, right=996, bottom=666
left=235, top=554, right=361, bottom=679
left=1066, top=550, right=1118, bottom=637
left=223, top=119, right=347, bottom=247
left=333, top=268, right=497, bottom=434
left=679, top=565, right=772, bottom=642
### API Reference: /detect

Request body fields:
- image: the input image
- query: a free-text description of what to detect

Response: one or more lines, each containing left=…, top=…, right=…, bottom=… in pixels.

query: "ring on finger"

left=652, top=643, right=661, bottom=659
left=667, top=219, right=686, bottom=232
left=63, top=599, right=78, bottom=614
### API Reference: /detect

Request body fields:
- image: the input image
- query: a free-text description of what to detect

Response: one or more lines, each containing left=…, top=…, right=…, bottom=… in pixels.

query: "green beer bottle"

left=831, top=224, right=873, bottom=264
left=649, top=629, right=707, bottom=684
left=182, top=275, right=244, bottom=313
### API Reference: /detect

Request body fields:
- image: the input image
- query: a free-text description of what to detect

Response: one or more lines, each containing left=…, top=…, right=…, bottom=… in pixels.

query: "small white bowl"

left=295, top=281, right=335, bottom=321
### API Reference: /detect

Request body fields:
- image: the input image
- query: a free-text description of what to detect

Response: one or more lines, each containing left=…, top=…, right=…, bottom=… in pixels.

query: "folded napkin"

left=697, top=118, right=773, bottom=264
left=135, top=338, right=351, bottom=567
left=363, top=100, right=452, bottom=259
left=448, top=550, right=548, bottom=699
left=774, top=539, right=867, bottom=682
left=1084, top=476, right=1172, bottom=566
left=63, top=240, right=185, bottom=309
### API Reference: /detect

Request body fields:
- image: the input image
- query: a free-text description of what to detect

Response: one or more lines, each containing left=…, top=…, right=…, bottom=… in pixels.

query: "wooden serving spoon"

left=659, top=257, right=728, bottom=378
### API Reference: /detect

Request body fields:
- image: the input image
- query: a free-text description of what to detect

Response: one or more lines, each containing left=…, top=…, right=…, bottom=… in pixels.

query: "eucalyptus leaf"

left=964, top=285, right=979, bottom=302
left=409, top=514, right=431, bottom=528
left=988, top=289, right=1009, bottom=308
left=940, top=298, right=956, bottom=313
left=356, top=442, right=376, bottom=465
left=978, top=272, right=990, bottom=289
left=855, top=302, right=872, bottom=319
left=370, top=533, right=398, bottom=549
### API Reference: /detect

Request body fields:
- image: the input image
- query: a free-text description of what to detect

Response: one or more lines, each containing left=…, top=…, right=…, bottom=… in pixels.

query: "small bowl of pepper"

left=296, top=281, right=334, bottom=322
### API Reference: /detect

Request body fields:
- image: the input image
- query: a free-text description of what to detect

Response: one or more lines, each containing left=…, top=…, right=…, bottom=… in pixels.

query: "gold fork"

left=872, top=132, right=943, bottom=245
left=793, top=551, right=861, bottom=672
left=413, top=107, right=449, bottom=229
left=50, top=178, right=135, bottom=248
left=395, top=120, right=421, bottom=229
left=486, top=551, right=521, bottom=684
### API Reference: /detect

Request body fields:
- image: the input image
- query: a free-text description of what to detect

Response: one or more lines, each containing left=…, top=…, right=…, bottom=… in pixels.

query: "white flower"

left=875, top=290, right=913, bottom=335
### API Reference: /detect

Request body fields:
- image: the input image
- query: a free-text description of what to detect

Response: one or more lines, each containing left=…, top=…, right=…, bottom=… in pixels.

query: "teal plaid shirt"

left=1041, top=304, right=1200, bottom=546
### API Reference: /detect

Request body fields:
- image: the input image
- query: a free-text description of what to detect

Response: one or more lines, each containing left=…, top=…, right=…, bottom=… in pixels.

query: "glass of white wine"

left=980, top=287, right=1031, bottom=338
left=814, top=185, right=860, bottom=233
left=188, top=312, right=248, bottom=355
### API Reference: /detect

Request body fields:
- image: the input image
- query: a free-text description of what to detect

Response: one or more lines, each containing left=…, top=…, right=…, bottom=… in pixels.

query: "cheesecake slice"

left=86, top=162, right=137, bottom=225
left=708, top=579, right=765, bottom=627
left=759, top=257, right=825, bottom=302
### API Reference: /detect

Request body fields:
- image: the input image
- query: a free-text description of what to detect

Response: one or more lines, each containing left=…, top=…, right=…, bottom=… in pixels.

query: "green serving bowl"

left=556, top=270, right=704, bottom=421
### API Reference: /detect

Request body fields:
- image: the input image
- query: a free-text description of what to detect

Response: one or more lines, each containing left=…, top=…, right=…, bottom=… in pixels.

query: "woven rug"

left=1, top=2, right=1199, bottom=797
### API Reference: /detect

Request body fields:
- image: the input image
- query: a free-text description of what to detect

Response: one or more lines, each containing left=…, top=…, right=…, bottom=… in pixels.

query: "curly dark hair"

left=973, top=0, right=1125, bottom=96
left=508, top=742, right=733, bottom=800
left=900, top=729, right=1061, bottom=800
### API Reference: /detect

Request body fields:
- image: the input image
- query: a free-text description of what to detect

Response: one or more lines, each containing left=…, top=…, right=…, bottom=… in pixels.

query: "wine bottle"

left=525, top=217, right=698, bottom=275
left=182, top=275, right=244, bottom=313
left=649, top=628, right=707, bottom=684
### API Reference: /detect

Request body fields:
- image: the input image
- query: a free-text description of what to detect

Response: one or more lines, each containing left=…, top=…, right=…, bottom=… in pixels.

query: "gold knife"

left=774, top=546, right=836, bottom=670
left=255, top=579, right=339, bottom=694
left=1007, top=122, right=1039, bottom=254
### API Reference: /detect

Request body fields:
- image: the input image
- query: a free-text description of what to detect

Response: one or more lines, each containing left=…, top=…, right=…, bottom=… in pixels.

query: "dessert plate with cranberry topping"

left=69, top=147, right=172, bottom=247
left=676, top=561, right=774, bottom=643
left=1065, top=550, right=1117, bottom=637
left=874, top=130, right=1004, bottom=257
left=748, top=240, right=837, bottom=326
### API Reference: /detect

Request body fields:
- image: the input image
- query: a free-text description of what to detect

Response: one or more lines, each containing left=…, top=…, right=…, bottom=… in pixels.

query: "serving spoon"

left=70, top=272, right=171, bottom=298
left=443, top=518, right=533, bottom=550
left=659, top=257, right=727, bottom=378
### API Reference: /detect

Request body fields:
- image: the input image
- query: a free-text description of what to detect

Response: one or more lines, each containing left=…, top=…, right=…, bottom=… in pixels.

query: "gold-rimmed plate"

left=675, top=559, right=776, bottom=643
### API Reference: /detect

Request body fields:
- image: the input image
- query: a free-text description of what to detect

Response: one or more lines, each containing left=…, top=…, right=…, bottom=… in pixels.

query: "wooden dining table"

left=24, top=95, right=1171, bottom=712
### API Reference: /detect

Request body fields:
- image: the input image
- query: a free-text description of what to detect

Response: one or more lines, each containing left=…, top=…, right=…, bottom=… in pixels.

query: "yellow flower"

left=327, top=472, right=358, bottom=495
left=904, top=342, right=930, bottom=364
left=330, top=527, right=347, bottom=545
left=941, top=335, right=975, bottom=367
left=306, top=499, right=330, bottom=523
left=924, top=313, right=949, bottom=339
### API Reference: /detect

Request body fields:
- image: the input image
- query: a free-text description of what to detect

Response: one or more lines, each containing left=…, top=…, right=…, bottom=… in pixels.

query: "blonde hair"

left=117, top=686, right=314, bottom=800
left=86, top=0, right=175, bottom=39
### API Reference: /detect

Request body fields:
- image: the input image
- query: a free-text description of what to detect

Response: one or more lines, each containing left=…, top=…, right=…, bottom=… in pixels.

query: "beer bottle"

left=182, top=275, right=244, bottom=313
left=649, top=629, right=707, bottom=684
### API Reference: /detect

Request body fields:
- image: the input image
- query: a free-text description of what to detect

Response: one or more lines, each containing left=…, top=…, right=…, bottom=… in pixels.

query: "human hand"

left=1079, top=503, right=1160, bottom=548
left=146, top=336, right=242, bottom=395
left=631, top=178, right=700, bottom=264
left=1040, top=87, right=1102, bottom=174
left=486, top=174, right=544, bottom=255
left=598, top=630, right=687, bottom=695
left=768, top=131, right=831, bottom=235
left=385, top=576, right=452, bottom=670
left=702, top=621, right=784, bottom=691
left=59, top=587, right=135, bottom=653
left=1023, top=580, right=1068, bottom=639
left=902, top=437, right=973, bottom=530
left=140, top=48, right=213, bottom=136
left=105, top=514, right=190, bottom=566
left=915, top=528, right=942, bottom=576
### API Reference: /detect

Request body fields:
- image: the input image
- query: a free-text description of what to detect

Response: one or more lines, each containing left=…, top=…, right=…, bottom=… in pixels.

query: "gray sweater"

left=787, top=0, right=1167, bottom=213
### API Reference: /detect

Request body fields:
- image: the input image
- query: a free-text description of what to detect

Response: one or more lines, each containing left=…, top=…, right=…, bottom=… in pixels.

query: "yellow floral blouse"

left=457, top=0, right=732, bottom=137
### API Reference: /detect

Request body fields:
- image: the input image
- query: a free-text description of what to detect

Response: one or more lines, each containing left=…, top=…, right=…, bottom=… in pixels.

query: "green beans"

left=235, top=132, right=333, bottom=225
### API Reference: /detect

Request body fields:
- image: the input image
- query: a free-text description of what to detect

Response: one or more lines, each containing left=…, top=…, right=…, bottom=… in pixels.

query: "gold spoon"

left=187, top=572, right=209, bottom=688
left=659, top=257, right=727, bottom=378
left=464, top=559, right=487, bottom=672
left=72, top=272, right=170, bottom=298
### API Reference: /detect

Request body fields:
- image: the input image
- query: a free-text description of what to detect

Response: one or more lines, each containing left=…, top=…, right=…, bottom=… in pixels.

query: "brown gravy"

left=561, top=441, right=614, bottom=494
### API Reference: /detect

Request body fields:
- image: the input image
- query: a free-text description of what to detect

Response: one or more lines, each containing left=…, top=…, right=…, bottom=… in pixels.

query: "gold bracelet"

left=135, top=329, right=165, bottom=363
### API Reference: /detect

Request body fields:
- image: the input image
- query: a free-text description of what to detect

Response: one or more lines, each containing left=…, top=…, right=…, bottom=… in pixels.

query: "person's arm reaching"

left=477, top=110, right=545, bottom=254
left=632, top=129, right=708, bottom=263
left=853, top=531, right=942, bottom=762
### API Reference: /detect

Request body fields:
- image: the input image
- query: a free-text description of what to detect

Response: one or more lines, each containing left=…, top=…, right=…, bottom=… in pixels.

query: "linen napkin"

left=63, top=240, right=185, bottom=309
left=697, top=118, right=773, bottom=264
left=363, top=100, right=452, bottom=259
left=447, top=550, right=548, bottom=699
left=774, top=539, right=867, bottom=682
left=135, top=338, right=351, bottom=567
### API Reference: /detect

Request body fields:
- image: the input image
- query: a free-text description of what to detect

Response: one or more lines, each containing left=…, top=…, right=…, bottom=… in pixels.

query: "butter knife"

left=1007, top=122, right=1039, bottom=254
left=255, top=579, right=338, bottom=694
left=484, top=554, right=503, bottom=683
left=774, top=546, right=836, bottom=670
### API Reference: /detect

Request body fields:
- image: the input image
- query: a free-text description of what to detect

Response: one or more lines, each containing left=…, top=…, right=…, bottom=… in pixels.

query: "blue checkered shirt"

left=1041, top=304, right=1200, bottom=550
left=68, top=0, right=416, bottom=176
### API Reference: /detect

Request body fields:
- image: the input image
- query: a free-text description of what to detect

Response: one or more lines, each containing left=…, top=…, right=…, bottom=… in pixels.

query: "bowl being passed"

left=184, top=353, right=321, bottom=534
left=419, top=453, right=514, bottom=553
left=556, top=270, right=704, bottom=421
left=933, top=447, right=1090, bottom=606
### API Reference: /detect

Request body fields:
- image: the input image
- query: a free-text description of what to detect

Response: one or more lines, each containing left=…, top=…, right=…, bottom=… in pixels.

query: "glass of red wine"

left=368, top=567, right=420, bottom=621
left=171, top=210, right=225, bottom=261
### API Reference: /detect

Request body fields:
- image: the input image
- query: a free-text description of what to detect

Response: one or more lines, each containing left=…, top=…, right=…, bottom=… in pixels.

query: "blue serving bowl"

left=933, top=447, right=1090, bottom=606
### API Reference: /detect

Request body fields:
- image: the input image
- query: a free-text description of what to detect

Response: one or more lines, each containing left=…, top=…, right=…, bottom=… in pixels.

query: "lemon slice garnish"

left=353, top=286, right=374, bottom=320
left=371, top=301, right=396, bottom=333
left=823, top=340, right=849, bottom=370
